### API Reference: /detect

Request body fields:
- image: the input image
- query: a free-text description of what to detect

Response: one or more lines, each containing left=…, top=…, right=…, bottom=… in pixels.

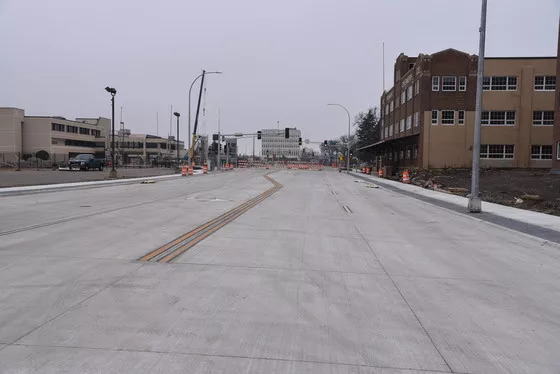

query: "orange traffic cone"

left=402, top=170, right=410, bottom=184
left=181, top=165, right=187, bottom=177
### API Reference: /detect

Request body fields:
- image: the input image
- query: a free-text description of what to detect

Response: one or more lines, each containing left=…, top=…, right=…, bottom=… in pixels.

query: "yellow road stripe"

left=139, top=174, right=282, bottom=262
left=159, top=187, right=279, bottom=263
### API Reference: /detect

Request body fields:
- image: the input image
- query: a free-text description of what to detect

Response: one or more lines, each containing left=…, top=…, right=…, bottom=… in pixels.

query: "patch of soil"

left=410, top=168, right=560, bottom=216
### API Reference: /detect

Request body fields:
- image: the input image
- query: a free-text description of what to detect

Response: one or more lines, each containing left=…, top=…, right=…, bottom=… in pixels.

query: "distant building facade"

left=261, top=128, right=301, bottom=160
left=365, top=49, right=556, bottom=172
left=0, top=107, right=110, bottom=164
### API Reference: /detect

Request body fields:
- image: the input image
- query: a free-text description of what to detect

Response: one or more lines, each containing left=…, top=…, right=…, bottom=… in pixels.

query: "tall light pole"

left=173, top=112, right=180, bottom=163
left=105, top=86, right=117, bottom=178
left=468, top=0, right=488, bottom=213
left=188, top=70, right=222, bottom=165
left=327, top=103, right=351, bottom=174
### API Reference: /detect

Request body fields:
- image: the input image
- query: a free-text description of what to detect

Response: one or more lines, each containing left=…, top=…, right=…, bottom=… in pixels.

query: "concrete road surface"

left=0, top=169, right=559, bottom=373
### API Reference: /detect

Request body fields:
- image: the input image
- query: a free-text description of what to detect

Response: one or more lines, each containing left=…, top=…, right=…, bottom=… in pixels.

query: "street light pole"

left=468, top=0, right=488, bottom=213
left=105, top=86, right=117, bottom=178
left=173, top=112, right=180, bottom=163
left=327, top=103, right=351, bottom=174
left=188, top=70, right=222, bottom=165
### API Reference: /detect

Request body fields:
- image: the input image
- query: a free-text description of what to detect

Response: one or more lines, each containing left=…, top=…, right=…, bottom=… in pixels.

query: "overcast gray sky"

left=1, top=0, right=559, bottom=154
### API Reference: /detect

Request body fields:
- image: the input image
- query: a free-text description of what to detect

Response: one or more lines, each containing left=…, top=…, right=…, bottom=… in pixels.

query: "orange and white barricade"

left=402, top=170, right=410, bottom=183
left=181, top=165, right=187, bottom=177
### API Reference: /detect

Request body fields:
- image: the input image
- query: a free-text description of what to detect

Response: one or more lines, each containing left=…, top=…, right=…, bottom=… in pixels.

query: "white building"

left=261, top=128, right=301, bottom=160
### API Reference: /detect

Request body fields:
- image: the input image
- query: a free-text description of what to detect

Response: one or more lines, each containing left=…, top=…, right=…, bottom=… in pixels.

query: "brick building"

left=552, top=22, right=560, bottom=173
left=363, top=49, right=556, bottom=174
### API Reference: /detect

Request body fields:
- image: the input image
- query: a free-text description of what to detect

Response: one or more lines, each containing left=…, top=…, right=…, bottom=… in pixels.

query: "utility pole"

left=173, top=112, right=180, bottom=162
left=468, top=0, right=488, bottom=213
left=217, top=108, right=221, bottom=171
left=252, top=134, right=255, bottom=164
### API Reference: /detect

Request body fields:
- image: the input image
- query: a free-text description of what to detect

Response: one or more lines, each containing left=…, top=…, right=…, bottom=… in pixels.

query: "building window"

left=385, top=104, right=389, bottom=114
left=483, top=76, right=517, bottom=91
left=79, top=127, right=90, bottom=135
left=442, top=76, right=457, bottom=91
left=399, top=150, right=404, bottom=159
left=533, top=111, right=554, bottom=126
left=400, top=119, right=405, bottom=133
left=406, top=115, right=412, bottom=130
left=441, top=110, right=455, bottom=125
left=66, top=125, right=78, bottom=134
left=534, top=76, right=556, bottom=91
left=413, top=145, right=419, bottom=159
left=558, top=142, right=560, bottom=160
left=414, top=80, right=420, bottom=95
left=480, top=144, right=515, bottom=159
left=406, top=148, right=411, bottom=160
left=390, top=101, right=394, bottom=112
left=414, top=112, right=420, bottom=127
left=401, top=91, right=406, bottom=105
left=432, top=76, right=440, bottom=91
left=459, top=76, right=467, bottom=91
left=481, top=111, right=516, bottom=126
left=531, top=145, right=553, bottom=160
left=431, top=110, right=438, bottom=125
left=92, top=129, right=101, bottom=137
left=389, top=124, right=393, bottom=136
left=384, top=127, right=388, bottom=138
left=51, top=123, right=65, bottom=132
left=407, top=86, right=413, bottom=101
left=458, top=110, right=465, bottom=125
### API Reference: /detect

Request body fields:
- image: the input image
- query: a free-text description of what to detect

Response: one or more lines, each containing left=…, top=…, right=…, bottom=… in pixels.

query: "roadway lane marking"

left=331, top=190, right=337, bottom=195
left=139, top=174, right=283, bottom=263
left=343, top=205, right=353, bottom=214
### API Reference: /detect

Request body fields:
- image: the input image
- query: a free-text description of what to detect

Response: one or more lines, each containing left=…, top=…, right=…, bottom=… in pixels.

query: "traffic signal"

left=224, top=145, right=228, bottom=154
left=257, top=131, right=262, bottom=140
left=212, top=134, right=219, bottom=141
left=324, top=140, right=327, bottom=146
left=298, top=137, right=302, bottom=146
left=284, top=127, right=289, bottom=139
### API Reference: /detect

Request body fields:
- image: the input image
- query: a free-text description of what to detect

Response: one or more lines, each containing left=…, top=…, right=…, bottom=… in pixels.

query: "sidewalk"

left=349, top=171, right=560, bottom=242
left=0, top=174, right=184, bottom=197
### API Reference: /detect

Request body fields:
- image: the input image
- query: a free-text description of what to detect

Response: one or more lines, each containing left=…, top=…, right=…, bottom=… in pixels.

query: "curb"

left=0, top=174, right=188, bottom=197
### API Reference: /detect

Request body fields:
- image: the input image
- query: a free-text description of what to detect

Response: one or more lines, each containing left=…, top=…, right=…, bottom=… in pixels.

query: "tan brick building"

left=365, top=49, right=556, bottom=174
left=0, top=107, right=110, bottom=165
left=552, top=23, right=560, bottom=173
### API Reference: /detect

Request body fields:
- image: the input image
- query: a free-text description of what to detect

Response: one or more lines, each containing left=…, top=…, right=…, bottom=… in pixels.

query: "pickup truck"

left=69, top=154, right=105, bottom=171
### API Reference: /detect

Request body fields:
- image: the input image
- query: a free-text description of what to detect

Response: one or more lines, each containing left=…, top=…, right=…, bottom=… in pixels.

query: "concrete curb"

left=349, top=171, right=560, bottom=234
left=0, top=174, right=187, bottom=197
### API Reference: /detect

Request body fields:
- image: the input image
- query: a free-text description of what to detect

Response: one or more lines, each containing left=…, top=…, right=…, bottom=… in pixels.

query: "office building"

left=365, top=48, right=556, bottom=172
left=552, top=24, right=560, bottom=173
left=261, top=128, right=301, bottom=160
left=0, top=107, right=110, bottom=165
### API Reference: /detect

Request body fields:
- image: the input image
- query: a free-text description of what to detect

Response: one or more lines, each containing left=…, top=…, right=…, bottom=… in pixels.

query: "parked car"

left=69, top=154, right=105, bottom=171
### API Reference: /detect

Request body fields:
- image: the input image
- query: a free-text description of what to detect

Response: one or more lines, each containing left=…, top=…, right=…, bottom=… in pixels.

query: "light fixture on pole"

left=105, top=86, right=117, bottom=178
left=188, top=71, right=222, bottom=165
left=327, top=103, right=351, bottom=174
